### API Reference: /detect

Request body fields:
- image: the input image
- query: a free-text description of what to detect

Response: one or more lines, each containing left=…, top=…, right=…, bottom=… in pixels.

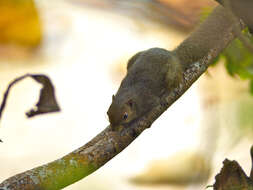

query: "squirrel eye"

left=123, top=112, right=128, bottom=120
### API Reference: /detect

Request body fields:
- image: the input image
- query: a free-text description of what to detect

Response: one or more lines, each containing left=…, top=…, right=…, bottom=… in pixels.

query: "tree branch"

left=0, top=5, right=244, bottom=190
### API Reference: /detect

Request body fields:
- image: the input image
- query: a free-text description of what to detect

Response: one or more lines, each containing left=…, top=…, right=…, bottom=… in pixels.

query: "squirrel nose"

left=108, top=116, right=116, bottom=126
left=108, top=114, right=119, bottom=127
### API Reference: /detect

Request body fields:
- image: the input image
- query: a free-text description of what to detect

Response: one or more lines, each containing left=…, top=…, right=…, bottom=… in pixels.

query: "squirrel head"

left=107, top=95, right=137, bottom=130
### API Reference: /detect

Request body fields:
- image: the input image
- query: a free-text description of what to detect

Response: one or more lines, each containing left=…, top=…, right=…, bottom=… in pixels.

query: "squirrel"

left=107, top=5, right=235, bottom=131
left=107, top=48, right=184, bottom=130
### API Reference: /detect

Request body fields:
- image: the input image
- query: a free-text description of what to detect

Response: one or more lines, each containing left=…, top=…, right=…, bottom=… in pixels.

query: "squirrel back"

left=107, top=48, right=183, bottom=130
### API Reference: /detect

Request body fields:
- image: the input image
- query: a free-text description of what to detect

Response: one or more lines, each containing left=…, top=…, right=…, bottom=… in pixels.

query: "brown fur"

left=107, top=48, right=183, bottom=130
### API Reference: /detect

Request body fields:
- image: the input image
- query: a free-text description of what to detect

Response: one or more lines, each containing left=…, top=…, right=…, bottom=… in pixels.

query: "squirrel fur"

left=107, top=6, right=238, bottom=130
left=107, top=48, right=183, bottom=130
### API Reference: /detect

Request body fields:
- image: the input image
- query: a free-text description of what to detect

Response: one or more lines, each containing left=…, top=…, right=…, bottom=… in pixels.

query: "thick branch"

left=0, top=5, right=244, bottom=190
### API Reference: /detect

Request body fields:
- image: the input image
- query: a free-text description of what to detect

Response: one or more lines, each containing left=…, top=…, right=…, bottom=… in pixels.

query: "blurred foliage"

left=131, top=151, right=211, bottom=185
left=201, top=8, right=253, bottom=93
left=0, top=0, right=42, bottom=47
left=211, top=29, right=253, bottom=94
left=71, top=0, right=217, bottom=32
left=237, top=98, right=253, bottom=133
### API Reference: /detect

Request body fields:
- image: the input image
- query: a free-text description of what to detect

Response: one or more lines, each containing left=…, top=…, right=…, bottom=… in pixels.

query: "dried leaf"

left=213, top=159, right=253, bottom=190
left=0, top=74, right=61, bottom=142
left=26, top=74, right=61, bottom=117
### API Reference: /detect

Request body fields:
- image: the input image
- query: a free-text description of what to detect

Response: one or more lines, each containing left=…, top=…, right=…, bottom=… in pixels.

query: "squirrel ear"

left=112, top=95, right=115, bottom=101
left=127, top=99, right=133, bottom=108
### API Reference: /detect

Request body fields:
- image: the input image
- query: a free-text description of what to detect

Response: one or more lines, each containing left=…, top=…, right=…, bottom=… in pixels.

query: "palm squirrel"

left=107, top=6, right=237, bottom=130
left=107, top=48, right=184, bottom=130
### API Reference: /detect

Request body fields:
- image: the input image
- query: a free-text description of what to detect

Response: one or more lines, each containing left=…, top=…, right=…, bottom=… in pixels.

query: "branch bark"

left=0, top=5, right=244, bottom=190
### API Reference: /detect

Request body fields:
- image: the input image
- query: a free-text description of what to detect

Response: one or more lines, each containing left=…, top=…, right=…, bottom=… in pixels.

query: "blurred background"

left=0, top=0, right=253, bottom=190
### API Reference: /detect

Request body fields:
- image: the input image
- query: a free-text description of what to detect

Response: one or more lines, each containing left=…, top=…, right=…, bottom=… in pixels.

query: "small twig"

left=0, top=74, right=60, bottom=142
